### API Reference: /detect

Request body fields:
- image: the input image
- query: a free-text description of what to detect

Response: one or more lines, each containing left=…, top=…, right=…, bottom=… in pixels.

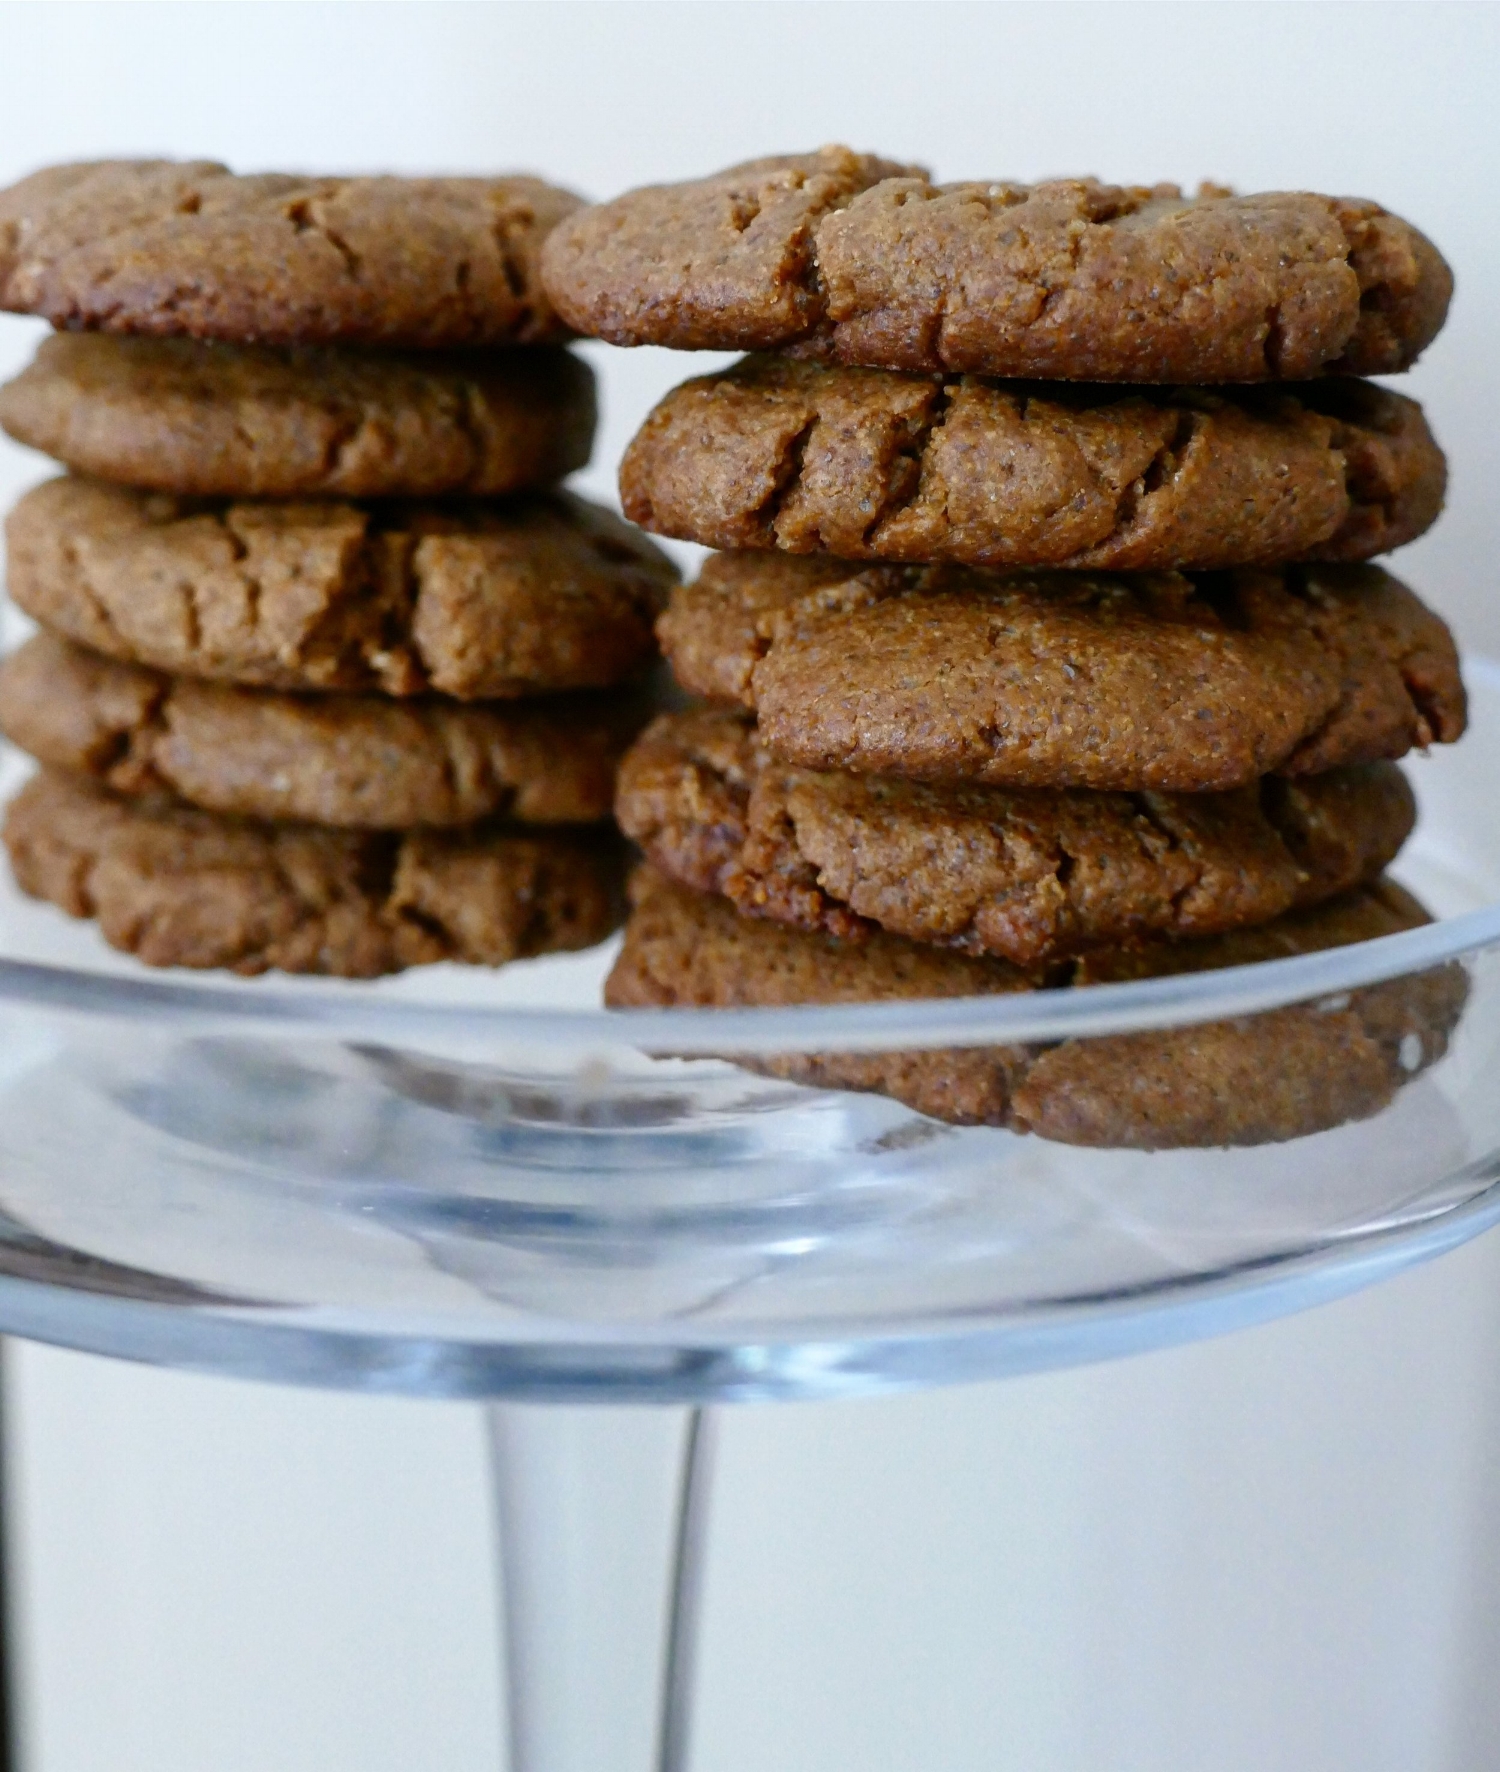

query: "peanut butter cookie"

left=0, top=160, right=581, bottom=346
left=0, top=633, right=640, bottom=829
left=615, top=706, right=1414, bottom=965
left=660, top=553, right=1464, bottom=791
left=2, top=769, right=625, bottom=978
left=605, top=869, right=1464, bottom=1147
left=544, top=150, right=1451, bottom=380
left=7, top=477, right=675, bottom=699
left=0, top=334, right=596, bottom=498
left=621, top=358, right=1444, bottom=569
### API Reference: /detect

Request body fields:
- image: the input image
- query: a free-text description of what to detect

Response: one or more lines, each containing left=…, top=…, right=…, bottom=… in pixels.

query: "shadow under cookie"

left=2, top=770, right=627, bottom=979
left=604, top=869, right=1467, bottom=1150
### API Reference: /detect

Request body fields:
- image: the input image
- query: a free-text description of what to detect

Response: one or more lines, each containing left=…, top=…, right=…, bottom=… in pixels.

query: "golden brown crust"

left=604, top=870, right=1466, bottom=1148
left=660, top=553, right=1465, bottom=792
left=0, top=334, right=597, bottom=498
left=0, top=160, right=582, bottom=346
left=0, top=632, right=641, bottom=829
left=614, top=706, right=1415, bottom=965
left=543, top=158, right=1452, bottom=379
left=6, top=477, right=676, bottom=699
left=2, top=769, right=626, bottom=978
left=621, top=359, right=1445, bottom=569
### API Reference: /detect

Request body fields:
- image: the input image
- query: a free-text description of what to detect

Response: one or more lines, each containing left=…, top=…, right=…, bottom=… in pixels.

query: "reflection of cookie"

left=622, top=359, right=1445, bottom=570
left=614, top=706, right=1415, bottom=966
left=543, top=150, right=1451, bottom=380
left=0, top=160, right=580, bottom=346
left=7, top=477, right=675, bottom=699
left=2, top=770, right=625, bottom=978
left=0, top=633, right=639, bottom=829
left=661, top=553, right=1464, bottom=791
left=605, top=870, right=1466, bottom=1149
left=0, top=334, right=596, bottom=499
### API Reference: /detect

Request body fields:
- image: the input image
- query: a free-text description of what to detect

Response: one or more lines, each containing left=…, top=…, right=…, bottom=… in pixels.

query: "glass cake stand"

left=3, top=664, right=1500, bottom=1772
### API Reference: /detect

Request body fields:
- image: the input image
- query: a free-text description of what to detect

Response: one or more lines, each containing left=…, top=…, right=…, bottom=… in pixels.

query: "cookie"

left=2, top=768, right=625, bottom=978
left=6, top=476, right=676, bottom=699
left=614, top=706, right=1415, bottom=966
left=0, top=632, right=640, bottom=830
left=542, top=150, right=1452, bottom=380
left=621, top=357, right=1445, bottom=569
left=0, top=160, right=581, bottom=346
left=0, top=334, right=596, bottom=499
left=660, top=552, right=1465, bottom=792
left=605, top=870, right=1465, bottom=1148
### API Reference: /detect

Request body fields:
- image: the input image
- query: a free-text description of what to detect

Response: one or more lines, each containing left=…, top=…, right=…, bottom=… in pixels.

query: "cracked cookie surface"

left=543, top=150, right=1452, bottom=380
left=605, top=869, right=1466, bottom=1147
left=660, top=552, right=1465, bottom=791
left=2, top=769, right=626, bottom=977
left=0, top=632, right=641, bottom=829
left=0, top=160, right=582, bottom=346
left=7, top=476, right=676, bottom=699
left=614, top=706, right=1415, bottom=965
left=0, top=334, right=597, bottom=499
left=621, top=358, right=1445, bottom=570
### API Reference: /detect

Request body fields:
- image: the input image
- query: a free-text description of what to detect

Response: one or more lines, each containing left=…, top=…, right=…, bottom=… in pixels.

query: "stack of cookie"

left=0, top=159, right=676, bottom=977
left=541, top=150, right=1470, bottom=1146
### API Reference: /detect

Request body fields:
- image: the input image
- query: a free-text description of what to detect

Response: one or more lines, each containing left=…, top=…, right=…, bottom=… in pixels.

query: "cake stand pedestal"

left=488, top=1404, right=713, bottom=1772
left=2, top=666, right=1500, bottom=1770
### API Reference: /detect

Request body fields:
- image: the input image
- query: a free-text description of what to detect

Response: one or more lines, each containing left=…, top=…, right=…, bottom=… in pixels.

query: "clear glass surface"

left=0, top=665, right=1498, bottom=1403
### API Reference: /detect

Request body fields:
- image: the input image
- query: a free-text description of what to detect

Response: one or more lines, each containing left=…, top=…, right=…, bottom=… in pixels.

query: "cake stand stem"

left=485, top=1403, right=718, bottom=1772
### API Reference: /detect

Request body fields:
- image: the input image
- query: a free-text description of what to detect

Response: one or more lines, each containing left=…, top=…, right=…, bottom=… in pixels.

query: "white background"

left=3, top=4, right=1500, bottom=1770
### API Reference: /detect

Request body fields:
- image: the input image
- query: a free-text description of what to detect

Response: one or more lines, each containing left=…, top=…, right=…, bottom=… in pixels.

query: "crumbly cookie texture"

left=614, top=706, right=1415, bottom=966
left=0, top=633, right=641, bottom=830
left=659, top=552, right=1465, bottom=792
left=621, top=358, right=1445, bottom=570
left=543, top=150, right=1452, bottom=380
left=0, top=160, right=582, bottom=346
left=544, top=149, right=921, bottom=352
left=0, top=334, right=597, bottom=499
left=2, top=769, right=625, bottom=978
left=7, top=477, right=676, bottom=699
left=605, top=869, right=1466, bottom=1148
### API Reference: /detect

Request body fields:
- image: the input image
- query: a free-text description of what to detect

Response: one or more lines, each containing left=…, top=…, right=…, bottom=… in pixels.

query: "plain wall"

left=2, top=5, right=1500, bottom=1770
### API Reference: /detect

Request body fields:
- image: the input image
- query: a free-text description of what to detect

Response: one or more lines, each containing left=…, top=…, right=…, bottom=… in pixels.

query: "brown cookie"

left=660, top=553, right=1464, bottom=792
left=0, top=334, right=597, bottom=499
left=542, top=150, right=1451, bottom=380
left=614, top=706, right=1415, bottom=966
left=621, top=358, right=1445, bottom=570
left=0, top=160, right=581, bottom=346
left=6, top=477, right=676, bottom=699
left=605, top=869, right=1466, bottom=1148
left=2, top=768, right=625, bottom=978
left=0, top=632, right=641, bottom=830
